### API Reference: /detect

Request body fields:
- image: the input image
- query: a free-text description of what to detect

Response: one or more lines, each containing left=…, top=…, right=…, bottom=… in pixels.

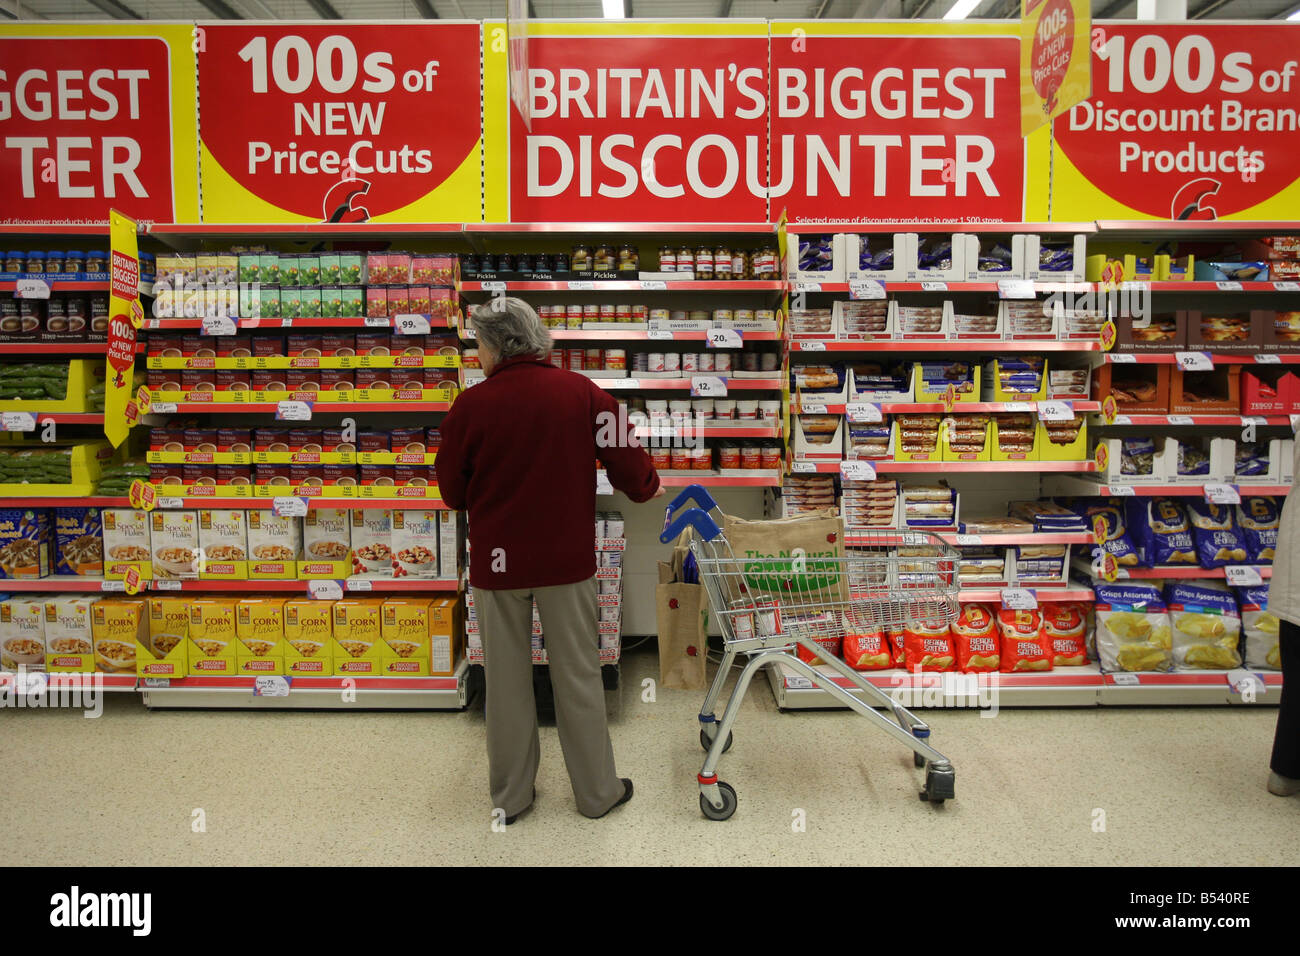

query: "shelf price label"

left=639, top=280, right=668, bottom=291
left=142, top=677, right=171, bottom=688
left=307, top=579, right=344, bottom=601
left=796, top=341, right=826, bottom=352
left=200, top=315, right=237, bottom=336
left=690, top=375, right=728, bottom=397
left=0, top=412, right=37, bottom=432
left=1253, top=352, right=1283, bottom=364
left=1224, top=565, right=1264, bottom=588
left=705, top=328, right=743, bottom=349
left=1176, top=351, right=1214, bottom=371
left=953, top=534, right=982, bottom=546
left=1001, top=401, right=1034, bottom=413
left=997, top=279, right=1035, bottom=299
left=480, top=281, right=507, bottom=293
left=272, top=497, right=309, bottom=518
left=790, top=460, right=817, bottom=474
left=153, top=579, right=182, bottom=591
left=1274, top=281, right=1300, bottom=292
left=393, top=314, right=431, bottom=335
left=646, top=329, right=674, bottom=341
left=793, top=280, right=822, bottom=293
left=846, top=403, right=883, bottom=423
left=1108, top=484, right=1136, bottom=497
left=275, top=401, right=312, bottom=421
left=345, top=577, right=373, bottom=592
left=99, top=579, right=127, bottom=592
left=839, top=460, right=876, bottom=481
left=920, top=281, right=948, bottom=292
left=1111, top=673, right=1141, bottom=686
left=1203, top=483, right=1240, bottom=505
left=1107, top=353, right=1137, bottom=364
left=1000, top=588, right=1038, bottom=610
left=798, top=402, right=828, bottom=415
left=1215, top=281, right=1244, bottom=291
left=253, top=676, right=291, bottom=698
left=1167, top=415, right=1195, bottom=426
left=364, top=315, right=391, bottom=328
left=849, top=280, right=886, bottom=300
left=567, top=280, right=595, bottom=291
left=155, top=497, right=185, bottom=510
left=14, top=278, right=51, bottom=299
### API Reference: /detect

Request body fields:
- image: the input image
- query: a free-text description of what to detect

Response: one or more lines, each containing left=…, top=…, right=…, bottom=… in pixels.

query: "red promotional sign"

left=0, top=37, right=176, bottom=224
left=198, top=23, right=481, bottom=221
left=508, top=34, right=769, bottom=222
left=771, top=34, right=1025, bottom=224
left=1056, top=24, right=1300, bottom=219
left=110, top=249, right=138, bottom=301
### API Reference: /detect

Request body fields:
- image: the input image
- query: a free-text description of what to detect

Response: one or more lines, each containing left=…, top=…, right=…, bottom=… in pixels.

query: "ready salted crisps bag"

left=1042, top=601, right=1090, bottom=666
left=1093, top=582, right=1173, bottom=673
left=997, top=607, right=1053, bottom=672
left=1237, top=585, right=1281, bottom=670
left=841, top=623, right=892, bottom=670
left=1164, top=580, right=1242, bottom=670
left=902, top=618, right=956, bottom=671
left=951, top=603, right=1000, bottom=672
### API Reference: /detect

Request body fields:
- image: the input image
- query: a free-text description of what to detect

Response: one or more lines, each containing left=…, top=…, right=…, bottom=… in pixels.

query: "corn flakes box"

left=235, top=597, right=286, bottom=675
left=141, top=595, right=189, bottom=678
left=331, top=597, right=383, bottom=676
left=283, top=599, right=334, bottom=676
left=188, top=597, right=238, bottom=676
left=92, top=597, right=146, bottom=674
left=428, top=596, right=462, bottom=676
left=380, top=598, right=433, bottom=676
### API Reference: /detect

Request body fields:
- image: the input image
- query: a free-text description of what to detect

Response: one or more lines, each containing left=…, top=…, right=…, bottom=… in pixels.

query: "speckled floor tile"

left=3, top=646, right=1296, bottom=866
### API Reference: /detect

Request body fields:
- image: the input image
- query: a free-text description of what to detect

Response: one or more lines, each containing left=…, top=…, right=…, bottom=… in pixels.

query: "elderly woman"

left=436, top=297, right=662, bottom=822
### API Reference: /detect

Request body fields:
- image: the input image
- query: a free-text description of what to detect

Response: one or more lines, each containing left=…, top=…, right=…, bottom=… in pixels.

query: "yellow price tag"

left=123, top=565, right=142, bottom=595
left=128, top=479, right=157, bottom=511
left=1093, top=514, right=1109, bottom=545
left=1101, top=553, right=1119, bottom=583
left=1101, top=394, right=1118, bottom=425
left=1099, top=319, right=1117, bottom=352
left=1095, top=442, right=1109, bottom=472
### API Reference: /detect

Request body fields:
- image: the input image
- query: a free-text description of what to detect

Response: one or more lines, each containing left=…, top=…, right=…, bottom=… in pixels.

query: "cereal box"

left=283, top=599, right=333, bottom=676
left=43, top=596, right=95, bottom=672
left=380, top=598, right=434, bottom=676
left=198, top=509, right=249, bottom=579
left=438, top=512, right=458, bottom=580
left=331, top=597, right=383, bottom=675
left=101, top=509, right=152, bottom=580
left=391, top=510, right=441, bottom=579
left=142, top=595, right=189, bottom=678
left=300, top=508, right=351, bottom=578
left=50, top=507, right=102, bottom=577
left=0, top=508, right=50, bottom=579
left=188, top=597, right=238, bottom=676
left=92, top=598, right=146, bottom=674
left=350, top=509, right=392, bottom=577
left=428, top=596, right=462, bottom=676
left=235, top=597, right=286, bottom=674
left=150, top=511, right=199, bottom=580
left=246, top=510, right=300, bottom=580
left=1, top=597, right=47, bottom=673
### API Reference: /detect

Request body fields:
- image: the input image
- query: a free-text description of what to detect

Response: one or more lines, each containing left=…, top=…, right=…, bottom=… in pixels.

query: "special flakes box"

left=197, top=509, right=249, bottom=580
left=150, top=511, right=199, bottom=580
left=299, top=508, right=351, bottom=578
left=246, top=511, right=300, bottom=580
left=1, top=597, right=47, bottom=673
left=43, top=596, right=96, bottom=673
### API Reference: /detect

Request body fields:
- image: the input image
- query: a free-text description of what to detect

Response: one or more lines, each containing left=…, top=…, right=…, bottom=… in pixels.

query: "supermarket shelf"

left=790, top=340, right=1100, bottom=353
left=846, top=531, right=1094, bottom=546
left=1045, top=477, right=1293, bottom=497
left=787, top=221, right=1097, bottom=234
left=793, top=401, right=1100, bottom=414
left=464, top=222, right=779, bottom=235
left=0, top=495, right=452, bottom=510
left=652, top=472, right=782, bottom=487
left=0, top=278, right=110, bottom=293
left=0, top=412, right=104, bottom=425
left=792, top=459, right=1095, bottom=473
left=173, top=576, right=461, bottom=592
left=956, top=586, right=1094, bottom=603
left=142, top=317, right=458, bottom=331
left=0, top=224, right=112, bottom=236
left=139, top=659, right=469, bottom=710
left=0, top=343, right=128, bottom=355
left=634, top=425, right=780, bottom=438
left=460, top=280, right=785, bottom=292
left=0, top=672, right=138, bottom=693
left=1104, top=352, right=1300, bottom=364
left=1096, top=220, right=1300, bottom=237
left=1069, top=558, right=1272, bottom=581
left=546, top=329, right=781, bottom=341
left=765, top=659, right=1280, bottom=708
left=1103, top=414, right=1293, bottom=426
left=149, top=402, right=454, bottom=414
left=794, top=281, right=1091, bottom=294
left=592, top=378, right=782, bottom=390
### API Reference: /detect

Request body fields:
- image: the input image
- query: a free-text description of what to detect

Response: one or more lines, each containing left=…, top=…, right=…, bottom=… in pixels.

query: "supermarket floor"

left=8, top=645, right=1298, bottom=867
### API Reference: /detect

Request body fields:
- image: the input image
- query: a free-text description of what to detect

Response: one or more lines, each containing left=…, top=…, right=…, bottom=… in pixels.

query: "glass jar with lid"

left=85, top=250, right=108, bottom=273
left=677, top=244, right=695, bottom=273
left=659, top=246, right=677, bottom=272
left=713, top=246, right=732, bottom=280
left=64, top=251, right=86, bottom=274
left=694, top=245, right=715, bottom=279
left=592, top=242, right=616, bottom=272
left=571, top=244, right=593, bottom=272
left=44, top=251, right=66, bottom=275
left=3, top=251, right=23, bottom=274
left=617, top=242, right=639, bottom=272
left=25, top=251, right=46, bottom=274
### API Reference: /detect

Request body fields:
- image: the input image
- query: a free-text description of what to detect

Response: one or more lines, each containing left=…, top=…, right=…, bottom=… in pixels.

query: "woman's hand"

left=653, top=484, right=668, bottom=498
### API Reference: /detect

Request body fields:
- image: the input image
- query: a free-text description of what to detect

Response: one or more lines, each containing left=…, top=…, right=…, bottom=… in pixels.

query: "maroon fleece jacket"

left=435, top=356, right=660, bottom=590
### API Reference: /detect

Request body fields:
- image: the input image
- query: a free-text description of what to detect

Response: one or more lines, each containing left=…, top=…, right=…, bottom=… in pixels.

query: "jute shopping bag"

left=722, top=510, right=849, bottom=604
left=655, top=580, right=709, bottom=690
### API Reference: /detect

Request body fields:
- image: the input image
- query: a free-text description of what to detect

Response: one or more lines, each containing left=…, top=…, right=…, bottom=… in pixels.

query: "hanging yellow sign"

left=1020, top=0, right=1091, bottom=135
left=105, top=210, right=139, bottom=448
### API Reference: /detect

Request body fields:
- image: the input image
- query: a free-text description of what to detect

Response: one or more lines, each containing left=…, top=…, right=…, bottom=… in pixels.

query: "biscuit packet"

left=997, top=608, right=1053, bottom=672
left=951, top=603, right=999, bottom=672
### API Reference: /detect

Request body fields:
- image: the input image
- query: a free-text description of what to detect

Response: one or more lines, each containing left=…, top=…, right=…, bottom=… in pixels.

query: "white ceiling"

left=4, top=0, right=1299, bottom=21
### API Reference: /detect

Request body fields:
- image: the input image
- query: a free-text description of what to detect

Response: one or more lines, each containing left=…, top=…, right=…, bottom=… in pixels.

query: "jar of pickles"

left=571, top=244, right=592, bottom=271
left=677, top=244, right=695, bottom=273
left=694, top=245, right=714, bottom=279
left=659, top=246, right=677, bottom=272
left=732, top=249, right=748, bottom=278
left=617, top=243, right=638, bottom=272
left=593, top=242, right=616, bottom=272
left=714, top=246, right=732, bottom=279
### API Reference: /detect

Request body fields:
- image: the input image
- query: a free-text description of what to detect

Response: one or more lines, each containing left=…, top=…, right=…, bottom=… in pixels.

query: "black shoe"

left=505, top=788, right=536, bottom=825
left=594, top=779, right=633, bottom=819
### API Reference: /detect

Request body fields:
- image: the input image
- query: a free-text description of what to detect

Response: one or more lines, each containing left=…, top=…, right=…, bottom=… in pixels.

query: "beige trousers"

left=473, top=576, right=625, bottom=818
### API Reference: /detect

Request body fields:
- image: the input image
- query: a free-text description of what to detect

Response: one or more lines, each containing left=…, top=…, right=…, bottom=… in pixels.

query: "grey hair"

left=470, top=297, right=553, bottom=360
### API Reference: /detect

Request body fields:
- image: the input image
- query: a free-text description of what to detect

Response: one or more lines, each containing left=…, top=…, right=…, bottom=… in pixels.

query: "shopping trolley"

left=661, top=484, right=961, bottom=820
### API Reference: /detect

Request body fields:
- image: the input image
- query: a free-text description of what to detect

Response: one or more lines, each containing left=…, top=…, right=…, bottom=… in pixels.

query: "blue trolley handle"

left=660, top=484, right=724, bottom=544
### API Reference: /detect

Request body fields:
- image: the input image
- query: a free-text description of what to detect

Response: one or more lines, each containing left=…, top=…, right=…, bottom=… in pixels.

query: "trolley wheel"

left=919, top=765, right=956, bottom=804
left=699, top=781, right=737, bottom=821
left=700, top=728, right=734, bottom=754
left=913, top=752, right=926, bottom=768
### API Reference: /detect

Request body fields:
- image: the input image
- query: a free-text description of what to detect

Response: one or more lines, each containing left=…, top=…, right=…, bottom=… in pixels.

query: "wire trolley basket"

left=661, top=484, right=961, bottom=819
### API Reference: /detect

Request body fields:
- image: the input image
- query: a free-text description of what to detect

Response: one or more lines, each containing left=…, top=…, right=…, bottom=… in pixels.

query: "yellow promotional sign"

left=1021, top=0, right=1091, bottom=135
left=105, top=210, right=140, bottom=448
